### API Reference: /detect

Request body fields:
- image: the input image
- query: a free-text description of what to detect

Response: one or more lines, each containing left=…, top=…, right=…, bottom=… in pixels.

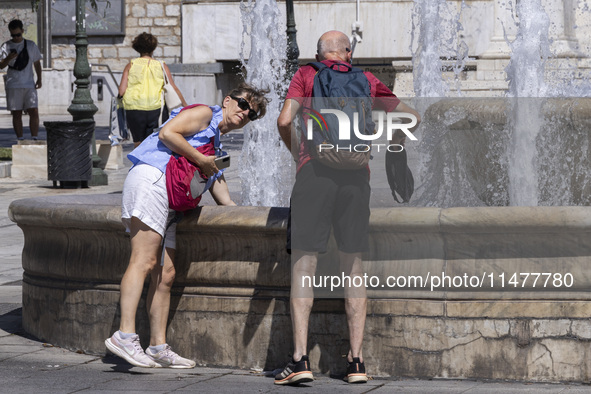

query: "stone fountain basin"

left=416, top=97, right=591, bottom=206
left=9, top=194, right=591, bottom=382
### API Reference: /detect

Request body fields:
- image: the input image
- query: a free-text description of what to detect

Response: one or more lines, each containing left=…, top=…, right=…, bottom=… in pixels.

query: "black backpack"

left=9, top=40, right=29, bottom=71
left=304, top=61, right=375, bottom=170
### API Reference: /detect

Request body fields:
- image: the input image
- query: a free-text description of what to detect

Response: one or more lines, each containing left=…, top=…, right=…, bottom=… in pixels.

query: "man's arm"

left=34, top=60, right=42, bottom=89
left=277, top=98, right=300, bottom=160
left=390, top=101, right=421, bottom=146
left=0, top=50, right=17, bottom=70
left=370, top=75, right=421, bottom=145
left=394, top=101, right=421, bottom=132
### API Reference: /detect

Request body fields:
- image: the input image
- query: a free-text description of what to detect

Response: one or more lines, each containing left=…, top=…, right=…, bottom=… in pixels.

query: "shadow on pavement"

left=101, top=354, right=156, bottom=374
left=0, top=307, right=46, bottom=345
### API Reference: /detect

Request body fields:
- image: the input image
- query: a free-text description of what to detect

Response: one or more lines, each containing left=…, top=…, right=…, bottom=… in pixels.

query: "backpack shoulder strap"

left=308, top=61, right=356, bottom=74
left=308, top=62, right=327, bottom=72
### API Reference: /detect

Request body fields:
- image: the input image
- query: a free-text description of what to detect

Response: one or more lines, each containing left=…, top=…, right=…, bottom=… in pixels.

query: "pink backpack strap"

left=179, top=104, right=206, bottom=113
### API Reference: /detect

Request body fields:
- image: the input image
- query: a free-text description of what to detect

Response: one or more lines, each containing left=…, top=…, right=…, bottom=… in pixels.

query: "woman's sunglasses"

left=229, top=95, right=259, bottom=121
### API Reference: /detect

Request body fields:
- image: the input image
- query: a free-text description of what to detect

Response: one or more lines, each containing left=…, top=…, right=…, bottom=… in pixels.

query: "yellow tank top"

left=122, top=58, right=164, bottom=111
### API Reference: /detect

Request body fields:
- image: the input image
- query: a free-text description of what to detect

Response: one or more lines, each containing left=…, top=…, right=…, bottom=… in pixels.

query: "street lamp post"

left=45, top=0, right=106, bottom=188
left=67, top=0, right=107, bottom=186
left=68, top=0, right=98, bottom=120
left=285, top=0, right=299, bottom=79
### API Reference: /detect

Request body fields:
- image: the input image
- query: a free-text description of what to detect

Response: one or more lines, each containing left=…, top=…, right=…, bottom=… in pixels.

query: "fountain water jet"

left=505, top=0, right=551, bottom=206
left=411, top=0, right=449, bottom=98
left=411, top=0, right=591, bottom=207
left=239, top=0, right=292, bottom=207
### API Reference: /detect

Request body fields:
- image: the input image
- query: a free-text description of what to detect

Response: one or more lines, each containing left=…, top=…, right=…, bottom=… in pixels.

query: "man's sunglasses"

left=11, top=33, right=22, bottom=38
left=229, top=95, right=259, bottom=121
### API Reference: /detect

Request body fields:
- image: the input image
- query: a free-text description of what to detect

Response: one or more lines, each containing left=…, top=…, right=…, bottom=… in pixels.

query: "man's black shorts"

left=290, top=160, right=370, bottom=254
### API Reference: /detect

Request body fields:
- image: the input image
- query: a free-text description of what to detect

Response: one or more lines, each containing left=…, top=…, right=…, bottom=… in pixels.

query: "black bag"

left=386, top=148, right=414, bottom=203
left=9, top=40, right=29, bottom=71
left=305, top=61, right=375, bottom=170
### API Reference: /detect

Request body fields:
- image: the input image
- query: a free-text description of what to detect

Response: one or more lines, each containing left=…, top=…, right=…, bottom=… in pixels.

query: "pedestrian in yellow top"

left=119, top=32, right=187, bottom=147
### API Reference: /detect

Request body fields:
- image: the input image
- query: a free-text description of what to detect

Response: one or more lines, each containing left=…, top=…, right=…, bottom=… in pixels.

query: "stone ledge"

left=0, top=161, right=11, bottom=178
left=391, top=60, right=478, bottom=73
left=11, top=144, right=47, bottom=179
left=96, top=140, right=124, bottom=170
left=10, top=194, right=591, bottom=382
left=167, top=62, right=224, bottom=74
left=9, top=140, right=125, bottom=179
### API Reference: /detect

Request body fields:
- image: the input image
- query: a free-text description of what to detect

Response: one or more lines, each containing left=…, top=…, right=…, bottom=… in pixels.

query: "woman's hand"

left=194, top=155, right=219, bottom=178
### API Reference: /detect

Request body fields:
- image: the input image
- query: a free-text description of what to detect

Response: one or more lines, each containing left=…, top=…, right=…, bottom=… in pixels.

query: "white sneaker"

left=145, top=344, right=196, bottom=369
left=105, top=331, right=158, bottom=368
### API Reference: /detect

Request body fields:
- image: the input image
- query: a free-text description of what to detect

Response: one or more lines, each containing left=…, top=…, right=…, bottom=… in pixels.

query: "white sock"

left=148, top=344, right=167, bottom=353
left=117, top=330, right=135, bottom=339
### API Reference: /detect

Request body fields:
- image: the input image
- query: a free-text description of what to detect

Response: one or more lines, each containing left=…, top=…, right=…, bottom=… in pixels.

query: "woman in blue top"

left=105, top=83, right=268, bottom=368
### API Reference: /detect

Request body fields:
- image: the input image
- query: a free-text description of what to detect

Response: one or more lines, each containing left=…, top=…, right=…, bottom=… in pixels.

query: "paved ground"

left=1, top=113, right=591, bottom=392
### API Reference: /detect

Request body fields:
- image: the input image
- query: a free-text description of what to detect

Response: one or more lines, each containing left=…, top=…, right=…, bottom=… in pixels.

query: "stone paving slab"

left=0, top=286, right=20, bottom=303
left=0, top=267, right=23, bottom=285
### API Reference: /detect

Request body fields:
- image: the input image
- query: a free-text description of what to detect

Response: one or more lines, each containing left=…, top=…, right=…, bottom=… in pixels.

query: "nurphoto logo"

left=302, top=107, right=418, bottom=153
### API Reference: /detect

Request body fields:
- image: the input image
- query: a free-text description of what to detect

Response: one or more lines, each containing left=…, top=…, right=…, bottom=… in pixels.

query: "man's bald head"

left=316, top=30, right=351, bottom=62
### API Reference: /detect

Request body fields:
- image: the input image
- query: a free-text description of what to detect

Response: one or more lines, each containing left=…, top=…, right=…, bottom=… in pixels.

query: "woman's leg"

left=147, top=246, right=176, bottom=346
left=119, top=217, right=162, bottom=334
left=143, top=244, right=196, bottom=368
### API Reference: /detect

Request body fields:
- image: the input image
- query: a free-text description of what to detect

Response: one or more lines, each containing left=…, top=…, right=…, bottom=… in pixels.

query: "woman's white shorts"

left=121, top=164, right=176, bottom=249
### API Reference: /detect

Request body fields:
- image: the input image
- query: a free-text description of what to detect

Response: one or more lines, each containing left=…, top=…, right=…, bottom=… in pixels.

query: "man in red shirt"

left=275, top=30, right=420, bottom=385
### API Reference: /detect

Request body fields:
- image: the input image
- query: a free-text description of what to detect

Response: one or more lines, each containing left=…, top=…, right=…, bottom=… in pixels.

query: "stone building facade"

left=0, top=2, right=39, bottom=44
left=1, top=0, right=591, bottom=114
left=0, top=0, right=188, bottom=114
left=0, top=0, right=181, bottom=72
left=52, top=0, right=182, bottom=71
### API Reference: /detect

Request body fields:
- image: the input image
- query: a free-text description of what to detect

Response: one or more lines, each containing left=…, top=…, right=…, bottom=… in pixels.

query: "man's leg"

left=290, top=250, right=318, bottom=361
left=274, top=249, right=317, bottom=385
left=340, top=251, right=367, bottom=362
left=11, top=110, right=23, bottom=139
left=27, top=107, right=39, bottom=138
left=275, top=161, right=333, bottom=385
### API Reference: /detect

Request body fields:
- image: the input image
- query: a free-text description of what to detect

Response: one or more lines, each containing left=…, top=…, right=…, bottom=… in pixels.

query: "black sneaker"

left=344, top=357, right=368, bottom=383
left=274, top=355, right=314, bottom=385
